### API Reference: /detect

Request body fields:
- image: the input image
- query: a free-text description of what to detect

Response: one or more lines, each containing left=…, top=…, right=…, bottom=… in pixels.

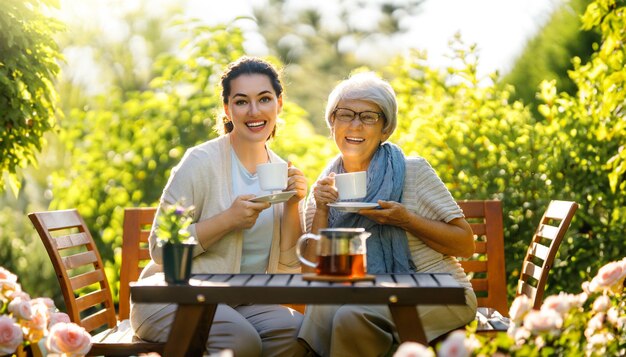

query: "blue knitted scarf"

left=324, top=142, right=416, bottom=273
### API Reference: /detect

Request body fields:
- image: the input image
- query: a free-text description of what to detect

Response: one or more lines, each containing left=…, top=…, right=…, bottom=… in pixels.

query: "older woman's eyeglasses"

left=332, top=108, right=384, bottom=125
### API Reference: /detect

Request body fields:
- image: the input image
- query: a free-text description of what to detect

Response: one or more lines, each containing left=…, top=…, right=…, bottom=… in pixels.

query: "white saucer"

left=327, top=202, right=379, bottom=212
left=250, top=191, right=297, bottom=204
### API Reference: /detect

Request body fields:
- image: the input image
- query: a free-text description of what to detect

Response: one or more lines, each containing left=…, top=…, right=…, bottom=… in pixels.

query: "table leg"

left=164, top=304, right=216, bottom=357
left=389, top=305, right=427, bottom=345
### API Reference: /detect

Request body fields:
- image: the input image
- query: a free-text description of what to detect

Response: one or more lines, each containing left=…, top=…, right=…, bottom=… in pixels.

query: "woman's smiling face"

left=224, top=73, right=282, bottom=143
left=331, top=98, right=390, bottom=171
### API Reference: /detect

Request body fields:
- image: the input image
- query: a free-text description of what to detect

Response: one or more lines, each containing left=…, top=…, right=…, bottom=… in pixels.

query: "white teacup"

left=335, top=171, right=367, bottom=200
left=257, top=162, right=288, bottom=191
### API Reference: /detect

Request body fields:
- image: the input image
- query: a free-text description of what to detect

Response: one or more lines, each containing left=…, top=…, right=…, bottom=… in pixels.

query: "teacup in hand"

left=257, top=162, right=288, bottom=191
left=334, top=171, right=366, bottom=200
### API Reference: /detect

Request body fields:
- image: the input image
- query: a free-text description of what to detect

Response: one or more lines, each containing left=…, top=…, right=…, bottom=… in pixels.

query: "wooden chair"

left=456, top=200, right=578, bottom=332
left=516, top=200, right=578, bottom=309
left=457, top=200, right=509, bottom=317
left=28, top=209, right=164, bottom=356
left=118, top=207, right=156, bottom=321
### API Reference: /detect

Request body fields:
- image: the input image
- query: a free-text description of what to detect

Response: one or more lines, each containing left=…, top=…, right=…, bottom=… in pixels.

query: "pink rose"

left=46, top=322, right=92, bottom=356
left=581, top=281, right=592, bottom=294
left=0, top=267, right=18, bottom=283
left=541, top=292, right=583, bottom=315
left=438, top=330, right=471, bottom=357
left=393, top=342, right=435, bottom=357
left=32, top=297, right=55, bottom=311
left=523, top=309, right=563, bottom=333
left=0, top=279, right=21, bottom=297
left=8, top=296, right=32, bottom=321
left=590, top=261, right=626, bottom=293
left=0, top=315, right=24, bottom=355
left=509, top=294, right=533, bottom=323
left=585, top=312, right=605, bottom=339
left=48, top=312, right=71, bottom=328
left=509, top=325, right=531, bottom=343
left=24, top=303, right=49, bottom=342
left=592, top=295, right=611, bottom=313
left=8, top=290, right=30, bottom=301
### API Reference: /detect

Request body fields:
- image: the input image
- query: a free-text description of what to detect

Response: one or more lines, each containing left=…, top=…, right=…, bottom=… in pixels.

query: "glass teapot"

left=296, top=228, right=371, bottom=277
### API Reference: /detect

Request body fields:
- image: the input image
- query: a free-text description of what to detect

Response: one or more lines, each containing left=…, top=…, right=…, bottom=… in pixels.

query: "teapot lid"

left=318, top=227, right=366, bottom=238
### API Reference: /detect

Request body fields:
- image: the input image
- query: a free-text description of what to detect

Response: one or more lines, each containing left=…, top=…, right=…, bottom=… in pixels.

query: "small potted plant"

left=156, top=202, right=196, bottom=284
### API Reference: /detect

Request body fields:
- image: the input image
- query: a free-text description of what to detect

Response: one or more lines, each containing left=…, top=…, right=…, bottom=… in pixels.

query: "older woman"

left=298, top=72, right=477, bottom=356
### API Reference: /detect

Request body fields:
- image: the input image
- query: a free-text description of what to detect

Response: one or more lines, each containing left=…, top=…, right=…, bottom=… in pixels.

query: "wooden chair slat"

left=37, top=209, right=83, bottom=231
left=460, top=260, right=487, bottom=273
left=139, top=231, right=150, bottom=242
left=76, top=289, right=111, bottom=312
left=473, top=241, right=486, bottom=254
left=62, top=251, right=98, bottom=270
left=470, top=278, right=488, bottom=292
left=536, top=224, right=559, bottom=240
left=81, top=309, right=114, bottom=335
left=528, top=242, right=550, bottom=261
left=468, top=223, right=486, bottom=236
left=53, top=232, right=91, bottom=250
left=544, top=200, right=575, bottom=219
left=70, top=269, right=106, bottom=291
left=520, top=260, right=543, bottom=281
left=88, top=320, right=166, bottom=355
left=89, top=342, right=165, bottom=356
left=517, top=281, right=537, bottom=300
left=458, top=201, right=487, bottom=216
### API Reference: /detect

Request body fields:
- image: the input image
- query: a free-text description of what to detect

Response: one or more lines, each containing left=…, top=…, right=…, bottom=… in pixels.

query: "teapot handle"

left=296, top=233, right=318, bottom=268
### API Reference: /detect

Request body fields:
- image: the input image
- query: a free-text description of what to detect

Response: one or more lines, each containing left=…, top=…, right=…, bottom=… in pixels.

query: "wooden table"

left=131, top=273, right=465, bottom=356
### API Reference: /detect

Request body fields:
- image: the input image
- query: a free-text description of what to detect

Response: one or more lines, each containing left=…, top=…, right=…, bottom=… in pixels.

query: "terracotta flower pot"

left=162, top=242, right=195, bottom=284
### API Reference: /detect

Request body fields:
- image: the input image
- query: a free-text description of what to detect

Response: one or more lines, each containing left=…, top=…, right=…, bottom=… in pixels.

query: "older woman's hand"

left=286, top=162, right=308, bottom=203
left=357, top=200, right=411, bottom=228
left=312, top=173, right=339, bottom=210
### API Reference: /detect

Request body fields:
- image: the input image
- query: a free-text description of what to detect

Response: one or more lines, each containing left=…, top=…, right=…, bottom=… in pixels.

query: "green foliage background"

left=1, top=0, right=624, bottom=313
left=0, top=0, right=63, bottom=194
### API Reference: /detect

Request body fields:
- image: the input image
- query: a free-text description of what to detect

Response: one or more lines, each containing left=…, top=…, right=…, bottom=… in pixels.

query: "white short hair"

left=325, top=72, right=398, bottom=136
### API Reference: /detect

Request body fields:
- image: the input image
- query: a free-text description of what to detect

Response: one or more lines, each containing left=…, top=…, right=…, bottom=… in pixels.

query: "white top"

left=230, top=149, right=272, bottom=273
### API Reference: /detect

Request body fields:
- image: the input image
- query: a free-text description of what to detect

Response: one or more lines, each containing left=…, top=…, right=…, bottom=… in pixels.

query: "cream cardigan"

left=131, top=134, right=302, bottom=330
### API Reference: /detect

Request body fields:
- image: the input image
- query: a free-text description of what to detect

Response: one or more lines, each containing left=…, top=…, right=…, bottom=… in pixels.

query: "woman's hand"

left=360, top=200, right=475, bottom=257
left=228, top=195, right=271, bottom=230
left=286, top=162, right=307, bottom=203
left=312, top=173, right=339, bottom=211
left=358, top=200, right=411, bottom=228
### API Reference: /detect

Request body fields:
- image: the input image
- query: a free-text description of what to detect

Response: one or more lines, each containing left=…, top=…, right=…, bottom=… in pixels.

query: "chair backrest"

left=517, top=200, right=578, bottom=309
left=118, top=207, right=157, bottom=321
left=457, top=200, right=508, bottom=316
left=28, top=209, right=118, bottom=334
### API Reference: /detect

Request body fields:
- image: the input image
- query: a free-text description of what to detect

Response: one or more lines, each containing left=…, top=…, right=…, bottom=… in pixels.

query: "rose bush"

left=394, top=257, right=626, bottom=356
left=0, top=266, right=92, bottom=356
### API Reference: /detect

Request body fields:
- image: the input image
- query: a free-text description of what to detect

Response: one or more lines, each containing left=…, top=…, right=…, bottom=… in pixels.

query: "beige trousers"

left=132, top=303, right=307, bottom=356
left=298, top=289, right=477, bottom=357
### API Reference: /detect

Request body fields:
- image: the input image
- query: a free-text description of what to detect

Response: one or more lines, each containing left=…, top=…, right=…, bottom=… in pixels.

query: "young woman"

left=130, top=57, right=307, bottom=357
left=298, top=72, right=477, bottom=356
